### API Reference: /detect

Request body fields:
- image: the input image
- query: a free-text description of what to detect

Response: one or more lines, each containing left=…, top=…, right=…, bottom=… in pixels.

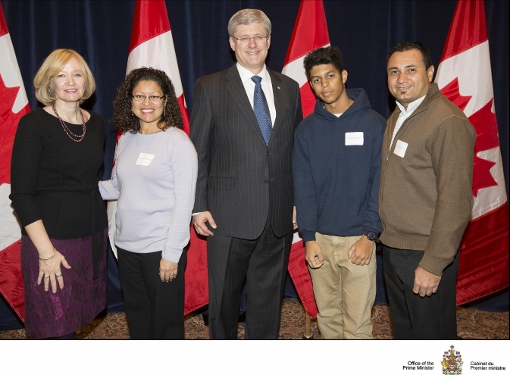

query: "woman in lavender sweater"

left=99, top=67, right=197, bottom=339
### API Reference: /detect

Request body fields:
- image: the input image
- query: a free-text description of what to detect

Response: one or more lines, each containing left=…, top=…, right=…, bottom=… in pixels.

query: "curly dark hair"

left=112, top=67, right=183, bottom=134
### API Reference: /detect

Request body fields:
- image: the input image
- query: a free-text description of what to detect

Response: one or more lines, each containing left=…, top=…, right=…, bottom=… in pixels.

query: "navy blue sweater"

left=293, top=88, right=386, bottom=242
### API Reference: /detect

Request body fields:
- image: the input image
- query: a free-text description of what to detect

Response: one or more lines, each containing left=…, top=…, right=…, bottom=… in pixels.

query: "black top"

left=10, top=107, right=107, bottom=239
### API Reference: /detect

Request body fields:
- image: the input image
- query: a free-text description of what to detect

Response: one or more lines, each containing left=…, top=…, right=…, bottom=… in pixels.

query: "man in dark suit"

left=190, top=8, right=302, bottom=339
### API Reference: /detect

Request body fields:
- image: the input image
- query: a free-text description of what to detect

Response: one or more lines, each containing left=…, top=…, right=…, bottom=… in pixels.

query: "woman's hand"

left=25, top=220, right=71, bottom=293
left=37, top=249, right=71, bottom=293
left=159, top=258, right=178, bottom=282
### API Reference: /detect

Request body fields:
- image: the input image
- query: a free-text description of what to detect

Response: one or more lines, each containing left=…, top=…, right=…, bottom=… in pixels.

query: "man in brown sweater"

left=379, top=41, right=476, bottom=339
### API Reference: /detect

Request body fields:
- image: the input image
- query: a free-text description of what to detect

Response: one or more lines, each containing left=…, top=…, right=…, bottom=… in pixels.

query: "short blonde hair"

left=33, top=49, right=96, bottom=106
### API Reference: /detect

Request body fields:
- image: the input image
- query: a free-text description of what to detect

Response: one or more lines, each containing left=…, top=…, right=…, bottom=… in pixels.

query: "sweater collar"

left=313, top=88, right=367, bottom=121
left=392, top=83, right=442, bottom=119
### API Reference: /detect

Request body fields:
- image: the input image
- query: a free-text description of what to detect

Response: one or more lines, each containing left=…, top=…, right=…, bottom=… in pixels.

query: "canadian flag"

left=282, top=0, right=330, bottom=118
left=126, top=0, right=189, bottom=133
left=282, top=0, right=331, bottom=318
left=435, top=0, right=509, bottom=305
left=0, top=2, right=31, bottom=321
left=109, top=0, right=208, bottom=314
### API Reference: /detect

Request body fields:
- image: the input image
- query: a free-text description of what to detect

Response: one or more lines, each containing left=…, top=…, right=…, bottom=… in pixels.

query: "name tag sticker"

left=394, top=140, right=408, bottom=158
left=345, top=132, right=364, bottom=146
left=136, top=153, right=155, bottom=166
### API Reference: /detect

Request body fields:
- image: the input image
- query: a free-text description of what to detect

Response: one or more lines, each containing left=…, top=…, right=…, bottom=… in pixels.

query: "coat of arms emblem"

left=442, top=345, right=463, bottom=375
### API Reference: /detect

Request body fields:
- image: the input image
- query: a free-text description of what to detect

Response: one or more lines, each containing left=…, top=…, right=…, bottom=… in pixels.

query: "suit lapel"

left=225, top=65, right=267, bottom=145
left=268, top=70, right=284, bottom=145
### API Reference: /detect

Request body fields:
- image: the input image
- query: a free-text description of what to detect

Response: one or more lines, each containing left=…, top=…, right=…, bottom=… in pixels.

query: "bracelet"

left=39, top=249, right=56, bottom=261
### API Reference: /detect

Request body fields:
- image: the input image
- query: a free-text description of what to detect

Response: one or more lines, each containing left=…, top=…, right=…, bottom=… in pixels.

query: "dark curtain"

left=1, top=0, right=508, bottom=328
left=3, top=0, right=508, bottom=186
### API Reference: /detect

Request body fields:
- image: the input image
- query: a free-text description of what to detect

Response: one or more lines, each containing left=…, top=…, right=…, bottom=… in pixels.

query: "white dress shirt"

left=390, top=95, right=426, bottom=149
left=236, top=62, right=276, bottom=127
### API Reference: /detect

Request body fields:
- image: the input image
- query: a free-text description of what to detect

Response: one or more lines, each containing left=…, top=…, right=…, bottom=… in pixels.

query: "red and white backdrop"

left=0, top=2, right=30, bottom=321
left=0, top=0, right=508, bottom=323
left=435, top=0, right=509, bottom=304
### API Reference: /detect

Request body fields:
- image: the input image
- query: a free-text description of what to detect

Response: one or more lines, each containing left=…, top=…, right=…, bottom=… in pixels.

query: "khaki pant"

left=309, top=233, right=376, bottom=339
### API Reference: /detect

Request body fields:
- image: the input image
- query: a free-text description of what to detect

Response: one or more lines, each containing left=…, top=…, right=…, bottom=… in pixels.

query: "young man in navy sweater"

left=293, top=46, right=386, bottom=339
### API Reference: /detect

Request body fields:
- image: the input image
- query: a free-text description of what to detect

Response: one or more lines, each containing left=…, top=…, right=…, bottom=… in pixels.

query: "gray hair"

left=228, top=9, right=271, bottom=37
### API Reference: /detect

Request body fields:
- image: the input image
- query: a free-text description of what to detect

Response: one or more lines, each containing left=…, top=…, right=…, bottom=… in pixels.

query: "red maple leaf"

left=0, top=74, right=30, bottom=185
left=468, top=100, right=499, bottom=197
left=440, top=78, right=499, bottom=197
left=440, top=77, right=471, bottom=111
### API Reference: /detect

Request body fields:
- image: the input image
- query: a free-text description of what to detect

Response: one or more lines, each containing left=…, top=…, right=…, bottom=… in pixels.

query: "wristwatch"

left=362, top=230, right=379, bottom=242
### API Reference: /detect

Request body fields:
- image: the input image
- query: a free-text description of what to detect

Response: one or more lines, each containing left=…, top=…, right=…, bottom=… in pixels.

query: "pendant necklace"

left=51, top=104, right=87, bottom=142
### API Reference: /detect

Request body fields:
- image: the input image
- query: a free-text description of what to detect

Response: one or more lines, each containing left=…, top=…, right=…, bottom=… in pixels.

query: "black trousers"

left=207, top=221, right=292, bottom=339
left=117, top=247, right=186, bottom=339
left=382, top=245, right=459, bottom=339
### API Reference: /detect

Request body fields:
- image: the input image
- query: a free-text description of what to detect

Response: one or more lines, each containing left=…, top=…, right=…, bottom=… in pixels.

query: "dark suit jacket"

left=190, top=64, right=302, bottom=240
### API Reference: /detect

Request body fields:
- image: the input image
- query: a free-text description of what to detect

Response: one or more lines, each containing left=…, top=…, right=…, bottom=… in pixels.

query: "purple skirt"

left=21, top=230, right=107, bottom=338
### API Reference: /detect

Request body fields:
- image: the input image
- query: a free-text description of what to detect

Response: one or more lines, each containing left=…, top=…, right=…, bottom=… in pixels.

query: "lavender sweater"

left=99, top=127, right=197, bottom=263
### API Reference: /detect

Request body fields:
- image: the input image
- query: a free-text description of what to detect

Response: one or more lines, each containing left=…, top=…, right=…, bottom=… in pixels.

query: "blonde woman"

left=10, top=49, right=108, bottom=339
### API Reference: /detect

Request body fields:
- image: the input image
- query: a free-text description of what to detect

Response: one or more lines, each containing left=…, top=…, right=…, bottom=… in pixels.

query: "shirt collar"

left=396, top=95, right=426, bottom=116
left=236, top=62, right=269, bottom=84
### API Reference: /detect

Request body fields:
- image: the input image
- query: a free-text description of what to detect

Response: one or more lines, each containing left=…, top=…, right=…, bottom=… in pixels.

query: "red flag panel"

left=129, top=0, right=170, bottom=52
left=0, top=241, right=24, bottom=321
left=456, top=203, right=509, bottom=304
left=287, top=241, right=318, bottom=318
left=440, top=0, right=488, bottom=61
left=0, top=2, right=31, bottom=322
left=437, top=0, right=509, bottom=304
left=283, top=0, right=330, bottom=65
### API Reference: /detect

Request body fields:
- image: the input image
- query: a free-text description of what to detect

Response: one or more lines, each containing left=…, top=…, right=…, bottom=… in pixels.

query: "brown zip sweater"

left=379, top=83, right=476, bottom=276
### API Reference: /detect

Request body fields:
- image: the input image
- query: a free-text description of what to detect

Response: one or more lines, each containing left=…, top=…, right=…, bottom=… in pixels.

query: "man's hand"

left=347, top=236, right=374, bottom=266
left=413, top=266, right=441, bottom=297
left=305, top=241, right=324, bottom=269
left=192, top=211, right=216, bottom=236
